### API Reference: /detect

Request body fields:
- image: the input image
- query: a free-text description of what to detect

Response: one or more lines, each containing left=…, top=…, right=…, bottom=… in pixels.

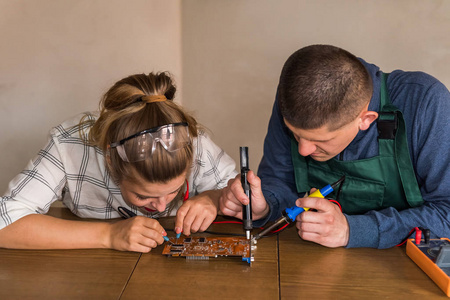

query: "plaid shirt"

left=0, top=113, right=237, bottom=228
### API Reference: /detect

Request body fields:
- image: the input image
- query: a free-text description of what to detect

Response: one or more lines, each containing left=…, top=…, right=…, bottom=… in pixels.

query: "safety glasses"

left=110, top=122, right=190, bottom=162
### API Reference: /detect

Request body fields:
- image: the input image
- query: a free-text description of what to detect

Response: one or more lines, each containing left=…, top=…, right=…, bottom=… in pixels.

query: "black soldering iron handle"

left=240, top=147, right=253, bottom=236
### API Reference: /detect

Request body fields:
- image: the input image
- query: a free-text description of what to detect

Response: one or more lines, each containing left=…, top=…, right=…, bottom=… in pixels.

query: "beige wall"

left=0, top=0, right=181, bottom=192
left=182, top=0, right=450, bottom=172
left=1, top=0, right=450, bottom=192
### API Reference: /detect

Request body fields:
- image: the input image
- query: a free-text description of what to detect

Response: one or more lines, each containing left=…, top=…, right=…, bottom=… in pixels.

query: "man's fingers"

left=247, top=170, right=263, bottom=199
left=229, top=177, right=249, bottom=205
left=296, top=197, right=333, bottom=212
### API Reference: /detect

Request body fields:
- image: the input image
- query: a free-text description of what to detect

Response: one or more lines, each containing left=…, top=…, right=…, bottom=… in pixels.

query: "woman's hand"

left=174, top=190, right=220, bottom=236
left=107, top=216, right=166, bottom=252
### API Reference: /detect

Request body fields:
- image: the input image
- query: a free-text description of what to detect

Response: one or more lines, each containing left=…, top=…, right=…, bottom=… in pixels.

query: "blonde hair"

left=81, top=72, right=198, bottom=185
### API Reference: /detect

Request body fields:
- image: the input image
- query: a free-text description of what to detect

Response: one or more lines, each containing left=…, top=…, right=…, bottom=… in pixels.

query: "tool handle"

left=284, top=184, right=333, bottom=222
left=118, top=206, right=137, bottom=219
left=240, top=147, right=252, bottom=231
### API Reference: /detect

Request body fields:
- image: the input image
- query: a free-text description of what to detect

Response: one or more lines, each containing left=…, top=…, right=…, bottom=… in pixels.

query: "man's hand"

left=174, top=190, right=220, bottom=236
left=295, top=195, right=349, bottom=247
left=219, top=170, right=270, bottom=220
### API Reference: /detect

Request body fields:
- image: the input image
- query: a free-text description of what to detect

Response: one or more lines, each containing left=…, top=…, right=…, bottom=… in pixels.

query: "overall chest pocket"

left=306, top=164, right=386, bottom=215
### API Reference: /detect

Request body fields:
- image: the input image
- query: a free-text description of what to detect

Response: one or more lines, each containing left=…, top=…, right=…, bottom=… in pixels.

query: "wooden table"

left=278, top=224, right=448, bottom=299
left=0, top=207, right=448, bottom=299
left=0, top=207, right=141, bottom=300
left=122, top=217, right=278, bottom=299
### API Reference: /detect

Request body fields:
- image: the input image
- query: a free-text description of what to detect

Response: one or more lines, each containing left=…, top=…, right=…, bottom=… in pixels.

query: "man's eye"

left=136, top=195, right=149, bottom=200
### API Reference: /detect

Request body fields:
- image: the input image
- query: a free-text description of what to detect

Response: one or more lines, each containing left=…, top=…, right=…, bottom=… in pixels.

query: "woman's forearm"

left=0, top=214, right=111, bottom=250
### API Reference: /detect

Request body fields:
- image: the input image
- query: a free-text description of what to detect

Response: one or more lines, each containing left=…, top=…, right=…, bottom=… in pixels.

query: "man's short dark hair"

left=278, top=44, right=373, bottom=131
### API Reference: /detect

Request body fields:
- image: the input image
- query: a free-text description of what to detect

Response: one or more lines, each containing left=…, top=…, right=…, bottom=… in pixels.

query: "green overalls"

left=290, top=73, right=423, bottom=214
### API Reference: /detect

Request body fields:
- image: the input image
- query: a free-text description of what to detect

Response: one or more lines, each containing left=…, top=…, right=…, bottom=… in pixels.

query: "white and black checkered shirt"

left=0, top=113, right=237, bottom=228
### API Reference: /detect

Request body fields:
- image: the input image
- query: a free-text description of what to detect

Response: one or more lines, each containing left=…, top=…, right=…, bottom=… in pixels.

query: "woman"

left=0, top=72, right=237, bottom=253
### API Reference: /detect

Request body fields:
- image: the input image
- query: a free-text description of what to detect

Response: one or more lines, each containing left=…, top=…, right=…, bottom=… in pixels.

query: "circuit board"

left=162, top=236, right=254, bottom=264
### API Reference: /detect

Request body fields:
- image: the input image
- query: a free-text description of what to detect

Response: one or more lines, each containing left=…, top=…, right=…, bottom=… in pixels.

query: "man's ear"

left=359, top=110, right=378, bottom=131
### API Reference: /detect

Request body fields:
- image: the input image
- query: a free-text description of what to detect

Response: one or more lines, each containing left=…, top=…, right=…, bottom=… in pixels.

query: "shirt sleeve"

left=346, top=76, right=450, bottom=248
left=255, top=96, right=302, bottom=227
left=0, top=132, right=67, bottom=229
left=188, top=131, right=238, bottom=195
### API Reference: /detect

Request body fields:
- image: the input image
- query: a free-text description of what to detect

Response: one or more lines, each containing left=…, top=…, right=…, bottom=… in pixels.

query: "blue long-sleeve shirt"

left=257, top=59, right=450, bottom=249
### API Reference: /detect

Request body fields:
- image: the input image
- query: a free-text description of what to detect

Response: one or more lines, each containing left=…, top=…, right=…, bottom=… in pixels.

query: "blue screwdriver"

left=252, top=175, right=345, bottom=241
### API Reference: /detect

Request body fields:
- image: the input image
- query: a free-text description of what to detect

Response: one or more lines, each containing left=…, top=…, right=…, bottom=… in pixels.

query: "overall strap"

left=377, top=73, right=398, bottom=140
left=378, top=72, right=423, bottom=207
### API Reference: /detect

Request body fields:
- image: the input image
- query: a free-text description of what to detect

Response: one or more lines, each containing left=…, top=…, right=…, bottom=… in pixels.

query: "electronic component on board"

left=169, top=249, right=183, bottom=253
left=162, top=236, right=255, bottom=264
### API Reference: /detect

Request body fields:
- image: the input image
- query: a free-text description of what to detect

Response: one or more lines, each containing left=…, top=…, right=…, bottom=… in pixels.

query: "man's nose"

left=297, top=139, right=316, bottom=157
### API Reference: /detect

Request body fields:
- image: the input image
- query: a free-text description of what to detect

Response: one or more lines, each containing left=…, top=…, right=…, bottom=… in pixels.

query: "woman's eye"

left=136, top=195, right=149, bottom=201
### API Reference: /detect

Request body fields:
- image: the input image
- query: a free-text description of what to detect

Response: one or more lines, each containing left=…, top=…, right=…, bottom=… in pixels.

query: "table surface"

left=0, top=207, right=448, bottom=299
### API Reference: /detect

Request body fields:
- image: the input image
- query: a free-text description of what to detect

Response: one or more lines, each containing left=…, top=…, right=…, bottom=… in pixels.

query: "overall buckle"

left=377, top=112, right=398, bottom=140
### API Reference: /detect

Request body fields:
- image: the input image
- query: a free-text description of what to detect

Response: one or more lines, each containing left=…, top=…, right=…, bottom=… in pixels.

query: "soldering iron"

left=240, top=147, right=253, bottom=240
left=252, top=175, right=345, bottom=241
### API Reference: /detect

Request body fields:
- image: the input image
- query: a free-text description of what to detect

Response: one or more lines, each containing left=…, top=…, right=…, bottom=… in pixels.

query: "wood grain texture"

left=122, top=218, right=279, bottom=300
left=4, top=207, right=447, bottom=299
left=278, top=225, right=448, bottom=299
left=0, top=248, right=140, bottom=300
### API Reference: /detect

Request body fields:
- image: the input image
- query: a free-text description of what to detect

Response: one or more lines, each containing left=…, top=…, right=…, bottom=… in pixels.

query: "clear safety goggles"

left=110, top=122, right=190, bottom=162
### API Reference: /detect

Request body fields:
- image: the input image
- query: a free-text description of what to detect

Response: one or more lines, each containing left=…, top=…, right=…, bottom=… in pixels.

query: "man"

left=220, top=44, right=450, bottom=249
